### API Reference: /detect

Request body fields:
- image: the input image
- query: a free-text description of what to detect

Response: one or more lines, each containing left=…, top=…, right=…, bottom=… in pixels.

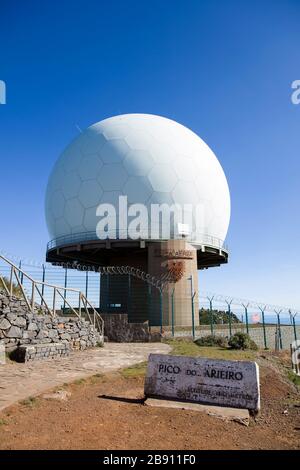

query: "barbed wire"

left=200, top=291, right=299, bottom=316
left=0, top=249, right=298, bottom=314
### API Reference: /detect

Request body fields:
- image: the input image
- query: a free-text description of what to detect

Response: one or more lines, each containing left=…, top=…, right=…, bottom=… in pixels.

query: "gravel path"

left=0, top=342, right=171, bottom=411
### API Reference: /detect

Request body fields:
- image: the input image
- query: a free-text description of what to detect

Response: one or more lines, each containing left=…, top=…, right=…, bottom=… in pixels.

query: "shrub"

left=0, top=277, right=23, bottom=297
left=194, top=334, right=228, bottom=348
left=228, top=332, right=258, bottom=350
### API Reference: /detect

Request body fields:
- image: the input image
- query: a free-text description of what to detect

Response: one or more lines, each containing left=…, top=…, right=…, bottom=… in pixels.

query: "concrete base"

left=144, top=398, right=250, bottom=426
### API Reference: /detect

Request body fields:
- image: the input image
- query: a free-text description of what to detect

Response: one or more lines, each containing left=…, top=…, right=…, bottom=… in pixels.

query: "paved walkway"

left=0, top=343, right=171, bottom=412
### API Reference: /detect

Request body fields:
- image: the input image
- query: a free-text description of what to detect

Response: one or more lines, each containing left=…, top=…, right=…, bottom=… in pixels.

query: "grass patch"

left=88, top=373, right=105, bottom=385
left=20, top=397, right=38, bottom=408
left=287, top=370, right=300, bottom=387
left=165, top=338, right=257, bottom=361
left=165, top=338, right=204, bottom=356
left=121, top=362, right=148, bottom=378
left=0, top=419, right=8, bottom=426
left=74, top=378, right=86, bottom=386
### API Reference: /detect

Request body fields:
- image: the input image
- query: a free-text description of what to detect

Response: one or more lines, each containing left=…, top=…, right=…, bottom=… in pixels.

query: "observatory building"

left=45, top=114, right=230, bottom=327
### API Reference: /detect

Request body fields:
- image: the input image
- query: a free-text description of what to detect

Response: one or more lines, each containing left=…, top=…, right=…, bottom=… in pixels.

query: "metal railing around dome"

left=46, top=230, right=228, bottom=252
left=0, top=254, right=104, bottom=337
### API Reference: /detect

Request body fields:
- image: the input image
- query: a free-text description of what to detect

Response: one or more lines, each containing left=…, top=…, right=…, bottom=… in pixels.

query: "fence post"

left=191, top=292, right=196, bottom=340
left=259, top=306, right=267, bottom=349
left=207, top=296, right=214, bottom=335
left=242, top=303, right=249, bottom=334
left=41, top=264, right=45, bottom=305
left=171, top=288, right=175, bottom=337
left=78, top=292, right=81, bottom=318
left=53, top=287, right=56, bottom=316
left=18, top=261, right=22, bottom=283
left=31, top=282, right=35, bottom=310
left=63, top=267, right=68, bottom=312
left=99, top=272, right=101, bottom=309
left=226, top=300, right=233, bottom=338
left=19, top=260, right=24, bottom=285
left=292, top=313, right=298, bottom=342
left=159, top=289, right=163, bottom=334
left=85, top=271, right=89, bottom=298
left=128, top=274, right=131, bottom=320
left=189, top=275, right=196, bottom=338
left=275, top=310, right=283, bottom=350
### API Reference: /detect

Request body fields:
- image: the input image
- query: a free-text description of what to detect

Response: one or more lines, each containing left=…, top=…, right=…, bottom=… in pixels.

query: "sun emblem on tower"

left=166, top=260, right=185, bottom=282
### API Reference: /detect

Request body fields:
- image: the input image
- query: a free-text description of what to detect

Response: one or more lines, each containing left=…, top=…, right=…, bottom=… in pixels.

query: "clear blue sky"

left=0, top=0, right=299, bottom=308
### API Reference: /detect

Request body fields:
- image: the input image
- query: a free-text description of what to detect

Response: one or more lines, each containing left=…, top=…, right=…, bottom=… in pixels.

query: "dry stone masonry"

left=13, top=342, right=70, bottom=362
left=0, top=291, right=102, bottom=362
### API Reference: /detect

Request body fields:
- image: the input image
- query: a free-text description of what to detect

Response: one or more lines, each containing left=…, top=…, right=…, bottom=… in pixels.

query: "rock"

left=23, top=330, right=37, bottom=339
left=11, top=316, right=27, bottom=328
left=36, top=330, right=45, bottom=340
left=42, top=390, right=71, bottom=401
left=5, top=325, right=23, bottom=338
left=48, top=329, right=59, bottom=339
left=60, top=333, right=71, bottom=341
left=27, top=322, right=38, bottom=331
left=0, top=318, right=11, bottom=330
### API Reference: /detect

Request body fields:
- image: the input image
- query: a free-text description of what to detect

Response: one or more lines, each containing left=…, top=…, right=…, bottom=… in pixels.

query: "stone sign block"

left=145, top=354, right=260, bottom=411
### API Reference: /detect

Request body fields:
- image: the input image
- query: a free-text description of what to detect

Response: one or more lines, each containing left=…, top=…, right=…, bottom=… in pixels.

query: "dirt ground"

left=0, top=349, right=299, bottom=450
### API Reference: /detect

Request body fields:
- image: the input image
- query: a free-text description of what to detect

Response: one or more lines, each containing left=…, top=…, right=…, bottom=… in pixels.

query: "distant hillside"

left=199, top=307, right=242, bottom=324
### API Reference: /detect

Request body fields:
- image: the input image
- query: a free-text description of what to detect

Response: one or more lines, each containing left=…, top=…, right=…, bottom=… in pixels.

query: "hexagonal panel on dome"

left=123, top=149, right=154, bottom=176
left=47, top=163, right=65, bottom=193
left=77, top=154, right=103, bottom=181
left=54, top=217, right=71, bottom=238
left=83, top=206, right=99, bottom=232
left=49, top=190, right=65, bottom=219
left=124, top=129, right=154, bottom=149
left=65, top=198, right=85, bottom=227
left=173, top=156, right=196, bottom=181
left=148, top=164, right=178, bottom=192
left=99, top=139, right=130, bottom=164
left=100, top=191, right=123, bottom=207
left=172, top=180, right=199, bottom=205
left=148, top=140, right=176, bottom=163
left=123, top=176, right=152, bottom=204
left=62, top=171, right=82, bottom=200
left=62, top=139, right=83, bottom=173
left=99, top=164, right=128, bottom=191
left=78, top=180, right=103, bottom=208
left=71, top=224, right=86, bottom=235
left=102, top=124, right=130, bottom=140
left=79, top=130, right=106, bottom=155
left=147, top=191, right=175, bottom=206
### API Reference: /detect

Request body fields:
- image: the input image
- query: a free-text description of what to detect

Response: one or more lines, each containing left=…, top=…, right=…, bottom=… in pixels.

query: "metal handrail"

left=47, top=230, right=228, bottom=252
left=0, top=254, right=104, bottom=336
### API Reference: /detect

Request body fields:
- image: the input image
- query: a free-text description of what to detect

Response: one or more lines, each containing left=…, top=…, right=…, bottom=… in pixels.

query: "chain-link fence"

left=0, top=257, right=299, bottom=350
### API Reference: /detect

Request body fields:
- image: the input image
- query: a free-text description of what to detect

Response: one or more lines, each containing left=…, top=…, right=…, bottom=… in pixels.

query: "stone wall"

left=0, top=291, right=103, bottom=358
left=101, top=313, right=161, bottom=342
left=13, top=342, right=70, bottom=362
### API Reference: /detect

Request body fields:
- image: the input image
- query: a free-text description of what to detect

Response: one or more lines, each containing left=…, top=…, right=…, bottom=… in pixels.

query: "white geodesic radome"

left=45, top=114, right=230, bottom=246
